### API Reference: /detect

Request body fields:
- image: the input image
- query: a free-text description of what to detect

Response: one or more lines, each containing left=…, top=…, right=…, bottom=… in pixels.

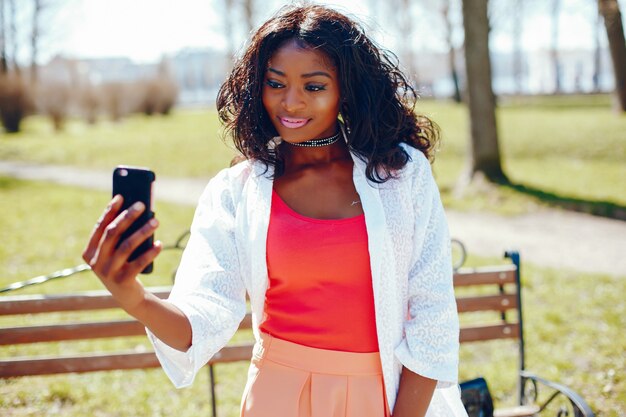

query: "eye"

left=306, top=84, right=326, bottom=92
left=265, top=80, right=284, bottom=89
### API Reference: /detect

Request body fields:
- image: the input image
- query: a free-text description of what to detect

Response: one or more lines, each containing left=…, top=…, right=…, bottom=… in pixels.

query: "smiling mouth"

left=279, top=117, right=310, bottom=129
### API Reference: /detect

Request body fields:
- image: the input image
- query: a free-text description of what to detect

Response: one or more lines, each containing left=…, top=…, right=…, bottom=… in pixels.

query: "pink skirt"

left=241, top=332, right=391, bottom=417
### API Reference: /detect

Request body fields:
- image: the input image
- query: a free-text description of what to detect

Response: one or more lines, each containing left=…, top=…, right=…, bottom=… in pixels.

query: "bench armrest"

left=520, top=371, right=595, bottom=417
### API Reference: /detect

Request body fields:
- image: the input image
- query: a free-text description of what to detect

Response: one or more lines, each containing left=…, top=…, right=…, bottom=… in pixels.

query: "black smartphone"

left=112, top=166, right=156, bottom=274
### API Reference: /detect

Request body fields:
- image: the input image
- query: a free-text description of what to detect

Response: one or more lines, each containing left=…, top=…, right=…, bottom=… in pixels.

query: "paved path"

left=2, top=161, right=625, bottom=277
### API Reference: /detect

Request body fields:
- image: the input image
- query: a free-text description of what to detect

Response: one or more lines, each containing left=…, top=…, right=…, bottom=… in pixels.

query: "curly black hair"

left=216, top=3, right=439, bottom=183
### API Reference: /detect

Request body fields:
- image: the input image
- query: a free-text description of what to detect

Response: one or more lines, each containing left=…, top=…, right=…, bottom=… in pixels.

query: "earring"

left=267, top=136, right=282, bottom=150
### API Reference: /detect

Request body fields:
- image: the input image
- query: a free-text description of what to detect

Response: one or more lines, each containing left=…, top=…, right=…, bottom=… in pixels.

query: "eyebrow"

left=267, top=67, right=333, bottom=79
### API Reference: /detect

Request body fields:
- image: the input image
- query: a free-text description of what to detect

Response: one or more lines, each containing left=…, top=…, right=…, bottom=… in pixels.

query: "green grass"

left=0, top=176, right=195, bottom=293
left=417, top=96, right=626, bottom=216
left=1, top=95, right=625, bottom=217
left=457, top=255, right=626, bottom=417
left=1, top=178, right=624, bottom=416
left=1, top=96, right=624, bottom=415
left=0, top=109, right=237, bottom=179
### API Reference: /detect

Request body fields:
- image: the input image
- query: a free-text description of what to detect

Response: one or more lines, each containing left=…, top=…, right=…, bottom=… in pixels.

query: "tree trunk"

left=242, top=0, right=254, bottom=36
left=399, top=0, right=417, bottom=84
left=592, top=7, right=602, bottom=92
left=30, top=0, right=41, bottom=85
left=460, top=0, right=507, bottom=184
left=443, top=0, right=462, bottom=102
left=0, top=0, right=7, bottom=74
left=512, top=0, right=524, bottom=94
left=551, top=0, right=561, bottom=93
left=8, top=0, right=18, bottom=74
left=598, top=0, right=626, bottom=112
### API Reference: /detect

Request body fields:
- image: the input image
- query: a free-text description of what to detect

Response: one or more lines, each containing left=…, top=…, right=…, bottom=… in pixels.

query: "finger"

left=83, top=195, right=123, bottom=263
left=116, top=217, right=159, bottom=262
left=125, top=240, right=163, bottom=278
left=97, top=201, right=147, bottom=261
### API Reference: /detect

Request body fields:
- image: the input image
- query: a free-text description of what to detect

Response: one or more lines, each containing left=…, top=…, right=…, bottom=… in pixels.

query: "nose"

left=281, top=87, right=306, bottom=113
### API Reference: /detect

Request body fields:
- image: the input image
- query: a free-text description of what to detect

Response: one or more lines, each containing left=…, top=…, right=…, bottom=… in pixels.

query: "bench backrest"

left=0, top=252, right=523, bottom=379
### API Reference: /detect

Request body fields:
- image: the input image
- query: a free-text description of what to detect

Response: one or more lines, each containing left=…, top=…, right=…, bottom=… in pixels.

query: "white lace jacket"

left=147, top=145, right=468, bottom=416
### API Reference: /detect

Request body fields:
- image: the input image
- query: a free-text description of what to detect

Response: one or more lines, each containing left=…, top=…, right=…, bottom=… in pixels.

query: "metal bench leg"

left=208, top=364, right=217, bottom=417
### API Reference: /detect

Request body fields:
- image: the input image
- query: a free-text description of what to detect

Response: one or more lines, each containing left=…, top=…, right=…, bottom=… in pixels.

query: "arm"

left=393, top=152, right=460, bottom=407
left=85, top=170, right=247, bottom=387
left=393, top=367, right=437, bottom=417
left=82, top=196, right=192, bottom=352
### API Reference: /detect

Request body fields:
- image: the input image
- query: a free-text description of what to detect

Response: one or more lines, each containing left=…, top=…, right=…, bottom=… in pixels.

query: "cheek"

left=261, top=89, right=274, bottom=115
left=316, top=95, right=341, bottom=117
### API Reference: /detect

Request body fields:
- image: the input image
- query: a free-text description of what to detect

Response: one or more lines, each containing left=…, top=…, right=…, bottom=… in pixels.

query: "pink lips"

left=279, top=117, right=309, bottom=129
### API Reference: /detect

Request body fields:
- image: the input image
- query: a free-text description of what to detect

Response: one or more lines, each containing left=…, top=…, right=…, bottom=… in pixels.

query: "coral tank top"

left=260, top=189, right=379, bottom=353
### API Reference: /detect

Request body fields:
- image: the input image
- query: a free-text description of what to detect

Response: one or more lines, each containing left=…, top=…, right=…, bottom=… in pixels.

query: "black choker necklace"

left=289, top=132, right=340, bottom=148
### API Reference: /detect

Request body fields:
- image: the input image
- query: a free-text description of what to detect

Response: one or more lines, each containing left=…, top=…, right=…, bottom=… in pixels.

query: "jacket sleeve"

left=146, top=167, right=247, bottom=388
left=393, top=152, right=460, bottom=388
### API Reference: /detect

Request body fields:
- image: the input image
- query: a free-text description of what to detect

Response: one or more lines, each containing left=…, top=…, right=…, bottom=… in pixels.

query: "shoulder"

left=212, top=159, right=253, bottom=183
left=207, top=158, right=268, bottom=190
left=199, top=158, right=265, bottom=209
left=397, top=143, right=432, bottom=182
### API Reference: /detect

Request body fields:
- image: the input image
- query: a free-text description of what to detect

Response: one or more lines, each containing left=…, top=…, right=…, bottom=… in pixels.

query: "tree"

left=512, top=0, right=524, bottom=93
left=217, top=0, right=261, bottom=65
left=398, top=0, right=418, bottom=84
left=30, top=0, right=41, bottom=84
left=592, top=3, right=603, bottom=92
left=459, top=0, right=507, bottom=185
left=550, top=0, right=562, bottom=93
left=0, top=0, right=7, bottom=73
left=223, top=0, right=236, bottom=61
left=380, top=0, right=419, bottom=84
left=598, top=0, right=626, bottom=111
left=441, top=0, right=462, bottom=102
left=8, top=0, right=17, bottom=74
left=241, top=0, right=255, bottom=37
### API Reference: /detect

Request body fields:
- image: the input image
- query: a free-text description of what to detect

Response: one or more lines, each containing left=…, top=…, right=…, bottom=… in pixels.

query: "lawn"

left=0, top=178, right=624, bottom=416
left=1, top=95, right=624, bottom=416
left=1, top=95, right=624, bottom=216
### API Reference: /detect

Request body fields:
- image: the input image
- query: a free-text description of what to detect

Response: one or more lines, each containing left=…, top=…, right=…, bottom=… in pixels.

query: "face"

left=262, top=40, right=341, bottom=144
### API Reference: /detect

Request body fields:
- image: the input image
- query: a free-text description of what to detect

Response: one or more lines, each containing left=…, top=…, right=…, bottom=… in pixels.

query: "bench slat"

left=0, top=287, right=171, bottom=316
left=460, top=324, right=520, bottom=342
left=453, top=267, right=517, bottom=287
left=0, top=352, right=161, bottom=377
left=0, top=320, right=147, bottom=345
left=0, top=344, right=254, bottom=377
left=1, top=313, right=254, bottom=345
left=1, top=323, right=519, bottom=377
left=457, top=294, right=518, bottom=313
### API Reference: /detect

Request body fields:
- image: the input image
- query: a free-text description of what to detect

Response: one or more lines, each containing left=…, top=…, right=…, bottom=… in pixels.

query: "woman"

left=83, top=4, right=467, bottom=417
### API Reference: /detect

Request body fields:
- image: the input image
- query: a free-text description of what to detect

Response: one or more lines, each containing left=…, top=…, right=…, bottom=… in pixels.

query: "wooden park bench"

left=0, top=247, right=594, bottom=417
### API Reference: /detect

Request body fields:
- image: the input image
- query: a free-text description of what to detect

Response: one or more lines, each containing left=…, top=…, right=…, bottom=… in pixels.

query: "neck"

left=281, top=140, right=351, bottom=172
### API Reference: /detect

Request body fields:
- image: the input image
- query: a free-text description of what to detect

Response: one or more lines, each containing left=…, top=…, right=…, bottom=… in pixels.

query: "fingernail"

left=109, top=195, right=121, bottom=208
left=132, top=202, right=145, bottom=211
left=149, top=218, right=158, bottom=227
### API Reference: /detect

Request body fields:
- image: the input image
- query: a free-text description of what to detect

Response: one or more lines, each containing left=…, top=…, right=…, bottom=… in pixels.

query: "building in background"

left=37, top=45, right=616, bottom=107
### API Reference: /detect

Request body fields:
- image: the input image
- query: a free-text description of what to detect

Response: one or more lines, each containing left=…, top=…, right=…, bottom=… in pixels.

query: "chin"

left=275, top=130, right=308, bottom=143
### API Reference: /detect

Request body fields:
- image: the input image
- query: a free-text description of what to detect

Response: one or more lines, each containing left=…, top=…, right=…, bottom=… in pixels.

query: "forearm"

left=392, top=367, right=437, bottom=417
left=128, top=291, right=193, bottom=352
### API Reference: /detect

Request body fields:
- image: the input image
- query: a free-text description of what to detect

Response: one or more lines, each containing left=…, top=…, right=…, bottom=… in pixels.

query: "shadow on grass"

left=502, top=180, right=626, bottom=221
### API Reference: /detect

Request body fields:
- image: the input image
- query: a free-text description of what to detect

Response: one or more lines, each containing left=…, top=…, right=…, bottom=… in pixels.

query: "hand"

left=82, top=195, right=162, bottom=314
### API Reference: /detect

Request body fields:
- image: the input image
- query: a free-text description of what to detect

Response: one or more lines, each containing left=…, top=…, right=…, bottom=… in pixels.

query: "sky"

left=50, top=0, right=370, bottom=62
left=26, top=0, right=622, bottom=65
